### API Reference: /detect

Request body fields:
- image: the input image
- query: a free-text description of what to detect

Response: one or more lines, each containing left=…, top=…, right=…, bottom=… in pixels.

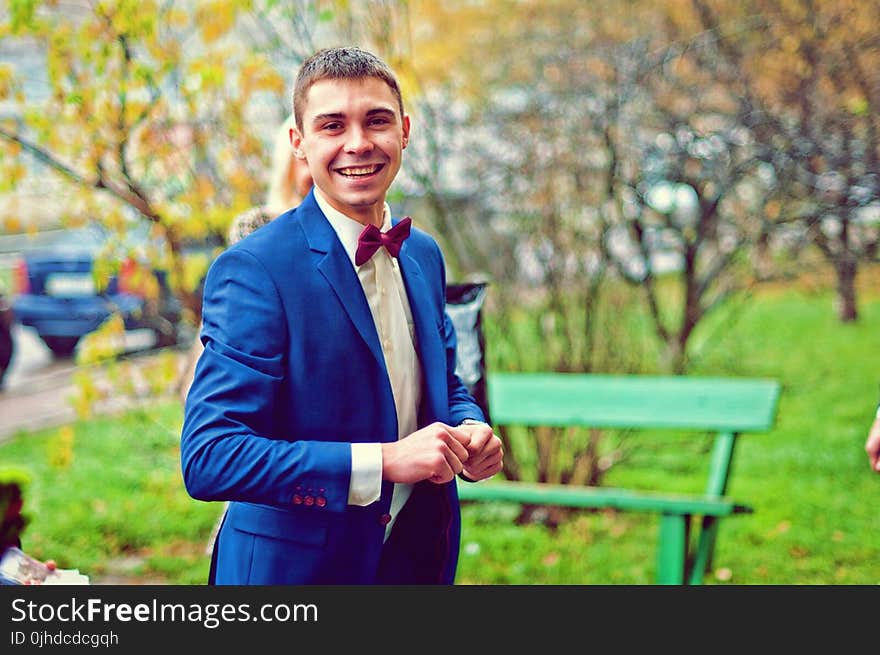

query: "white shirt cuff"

left=348, top=442, right=382, bottom=506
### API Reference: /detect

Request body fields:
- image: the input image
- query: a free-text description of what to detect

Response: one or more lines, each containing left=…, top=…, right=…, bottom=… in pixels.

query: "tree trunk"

left=753, top=231, right=774, bottom=281
left=664, top=338, right=687, bottom=375
left=835, top=256, right=858, bottom=323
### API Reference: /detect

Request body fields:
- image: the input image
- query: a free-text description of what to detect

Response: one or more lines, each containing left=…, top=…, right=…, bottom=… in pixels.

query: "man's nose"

left=344, top=127, right=374, bottom=154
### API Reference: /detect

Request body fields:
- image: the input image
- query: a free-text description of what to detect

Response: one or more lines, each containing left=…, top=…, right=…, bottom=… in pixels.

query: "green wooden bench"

left=457, top=372, right=781, bottom=585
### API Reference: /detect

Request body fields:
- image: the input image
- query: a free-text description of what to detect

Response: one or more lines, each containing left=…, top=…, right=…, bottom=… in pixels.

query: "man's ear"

left=401, top=114, right=411, bottom=150
left=290, top=127, right=306, bottom=159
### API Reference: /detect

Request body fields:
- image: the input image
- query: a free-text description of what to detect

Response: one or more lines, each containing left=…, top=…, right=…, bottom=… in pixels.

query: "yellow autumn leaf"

left=48, top=426, right=75, bottom=469
left=2, top=216, right=22, bottom=233
left=196, top=1, right=238, bottom=43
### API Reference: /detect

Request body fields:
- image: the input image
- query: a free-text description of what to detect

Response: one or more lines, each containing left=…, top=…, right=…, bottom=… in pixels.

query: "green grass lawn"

left=0, top=406, right=217, bottom=584
left=2, top=269, right=879, bottom=584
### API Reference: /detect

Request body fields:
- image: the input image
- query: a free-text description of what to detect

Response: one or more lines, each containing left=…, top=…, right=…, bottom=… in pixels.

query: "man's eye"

left=322, top=122, right=342, bottom=131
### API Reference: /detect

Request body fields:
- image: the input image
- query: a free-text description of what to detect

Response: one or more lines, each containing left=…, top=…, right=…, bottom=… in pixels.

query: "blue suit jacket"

left=180, top=190, right=485, bottom=584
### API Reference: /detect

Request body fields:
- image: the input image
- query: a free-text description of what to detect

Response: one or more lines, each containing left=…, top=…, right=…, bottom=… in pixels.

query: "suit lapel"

left=299, top=191, right=385, bottom=369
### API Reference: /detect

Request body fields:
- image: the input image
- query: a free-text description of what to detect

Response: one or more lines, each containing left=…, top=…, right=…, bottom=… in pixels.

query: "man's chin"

left=319, top=189, right=386, bottom=220
left=336, top=190, right=386, bottom=210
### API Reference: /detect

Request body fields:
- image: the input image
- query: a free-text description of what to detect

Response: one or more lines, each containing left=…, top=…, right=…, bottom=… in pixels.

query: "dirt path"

left=0, top=347, right=188, bottom=442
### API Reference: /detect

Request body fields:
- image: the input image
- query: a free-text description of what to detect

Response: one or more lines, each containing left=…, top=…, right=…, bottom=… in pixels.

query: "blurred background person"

left=225, top=114, right=315, bottom=245
left=866, top=404, right=880, bottom=473
left=0, top=283, right=14, bottom=391
left=177, top=115, right=313, bottom=403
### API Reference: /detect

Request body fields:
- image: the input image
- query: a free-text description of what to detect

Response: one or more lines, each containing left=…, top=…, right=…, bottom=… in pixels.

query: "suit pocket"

left=227, top=501, right=328, bottom=547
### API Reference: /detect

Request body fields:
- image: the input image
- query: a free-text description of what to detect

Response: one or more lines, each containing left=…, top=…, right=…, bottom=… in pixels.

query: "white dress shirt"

left=314, top=189, right=421, bottom=541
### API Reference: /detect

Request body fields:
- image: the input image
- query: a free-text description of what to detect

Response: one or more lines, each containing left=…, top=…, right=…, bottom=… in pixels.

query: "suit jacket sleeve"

left=432, top=241, right=486, bottom=427
left=180, top=247, right=351, bottom=512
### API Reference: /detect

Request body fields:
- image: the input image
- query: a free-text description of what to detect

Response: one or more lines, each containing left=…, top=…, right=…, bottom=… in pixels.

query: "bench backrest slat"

left=487, top=373, right=781, bottom=433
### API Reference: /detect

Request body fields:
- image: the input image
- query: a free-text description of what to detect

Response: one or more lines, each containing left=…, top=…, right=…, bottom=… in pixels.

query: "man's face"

left=291, top=77, right=410, bottom=226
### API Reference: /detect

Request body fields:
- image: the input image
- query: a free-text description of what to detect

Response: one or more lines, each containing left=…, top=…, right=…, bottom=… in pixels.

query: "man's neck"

left=314, top=187, right=385, bottom=227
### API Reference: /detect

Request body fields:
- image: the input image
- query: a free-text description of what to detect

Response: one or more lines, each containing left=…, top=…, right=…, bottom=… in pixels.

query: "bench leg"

left=656, top=514, right=688, bottom=585
left=687, top=516, right=720, bottom=585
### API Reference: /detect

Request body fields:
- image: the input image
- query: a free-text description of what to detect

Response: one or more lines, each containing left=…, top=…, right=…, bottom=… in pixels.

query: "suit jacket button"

left=304, top=495, right=315, bottom=506
left=378, top=513, right=391, bottom=526
left=292, top=494, right=303, bottom=505
left=316, top=496, right=327, bottom=508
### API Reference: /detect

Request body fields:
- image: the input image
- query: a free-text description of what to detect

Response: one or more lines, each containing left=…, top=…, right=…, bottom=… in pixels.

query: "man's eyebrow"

left=366, top=108, right=396, bottom=118
left=311, top=112, right=345, bottom=123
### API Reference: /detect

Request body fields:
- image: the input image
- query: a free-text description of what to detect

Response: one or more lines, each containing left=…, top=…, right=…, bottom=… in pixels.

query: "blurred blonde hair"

left=265, top=114, right=302, bottom=216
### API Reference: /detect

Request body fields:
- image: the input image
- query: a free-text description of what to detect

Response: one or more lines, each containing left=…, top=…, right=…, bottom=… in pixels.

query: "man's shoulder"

left=403, top=221, right=441, bottom=251
left=403, top=222, right=445, bottom=270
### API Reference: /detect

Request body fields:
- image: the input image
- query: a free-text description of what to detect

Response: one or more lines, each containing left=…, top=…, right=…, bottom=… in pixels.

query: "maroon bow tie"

left=355, top=217, right=412, bottom=266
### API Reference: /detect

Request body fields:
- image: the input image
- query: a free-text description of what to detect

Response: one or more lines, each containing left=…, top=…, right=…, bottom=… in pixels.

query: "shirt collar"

left=314, top=187, right=392, bottom=269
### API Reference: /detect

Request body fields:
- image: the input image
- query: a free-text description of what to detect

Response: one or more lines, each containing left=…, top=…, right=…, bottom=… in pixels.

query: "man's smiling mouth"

left=335, top=164, right=384, bottom=177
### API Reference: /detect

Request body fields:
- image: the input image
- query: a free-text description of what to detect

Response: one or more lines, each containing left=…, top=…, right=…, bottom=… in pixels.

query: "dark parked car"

left=10, top=226, right=182, bottom=357
left=0, top=289, right=13, bottom=388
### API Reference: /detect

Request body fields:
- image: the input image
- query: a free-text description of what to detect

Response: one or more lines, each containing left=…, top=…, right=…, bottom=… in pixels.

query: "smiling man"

left=180, top=47, right=503, bottom=585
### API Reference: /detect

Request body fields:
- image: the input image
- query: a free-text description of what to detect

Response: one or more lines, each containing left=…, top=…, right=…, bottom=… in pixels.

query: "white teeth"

left=338, top=165, right=380, bottom=176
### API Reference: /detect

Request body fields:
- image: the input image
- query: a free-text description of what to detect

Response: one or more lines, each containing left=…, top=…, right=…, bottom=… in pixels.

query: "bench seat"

left=458, top=372, right=780, bottom=584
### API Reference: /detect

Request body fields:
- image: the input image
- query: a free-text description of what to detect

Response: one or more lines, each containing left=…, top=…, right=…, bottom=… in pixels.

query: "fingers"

left=466, top=431, right=503, bottom=465
left=427, top=459, right=456, bottom=484
left=462, top=448, right=504, bottom=481
left=442, top=425, right=471, bottom=464
left=428, top=425, right=471, bottom=484
left=429, top=449, right=463, bottom=484
left=459, top=423, right=493, bottom=452
left=459, top=427, right=504, bottom=481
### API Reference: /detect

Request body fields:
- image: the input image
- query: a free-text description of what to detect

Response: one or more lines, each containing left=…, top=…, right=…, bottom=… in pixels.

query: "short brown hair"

left=292, top=47, right=404, bottom=131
